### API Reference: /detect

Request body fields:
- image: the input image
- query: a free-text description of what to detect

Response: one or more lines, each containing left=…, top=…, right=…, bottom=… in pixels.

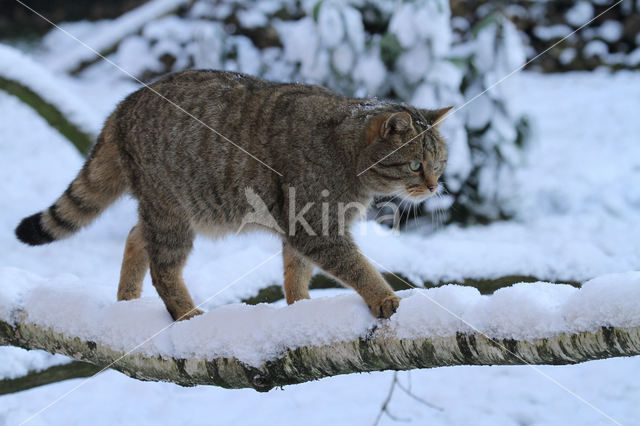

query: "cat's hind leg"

left=282, top=242, right=313, bottom=304
left=117, top=224, right=149, bottom=301
left=141, top=208, right=202, bottom=321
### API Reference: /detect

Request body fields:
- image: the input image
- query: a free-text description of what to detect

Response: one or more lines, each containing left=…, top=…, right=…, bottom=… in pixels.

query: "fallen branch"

left=2, top=315, right=639, bottom=392
left=242, top=273, right=580, bottom=304
left=1, top=273, right=579, bottom=395
left=0, top=361, right=100, bottom=395
left=0, top=43, right=100, bottom=154
left=0, top=76, right=94, bottom=155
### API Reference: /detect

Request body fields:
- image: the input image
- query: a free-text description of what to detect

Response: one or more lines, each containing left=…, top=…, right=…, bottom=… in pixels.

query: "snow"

left=142, top=15, right=193, bottom=44
left=499, top=18, right=526, bottom=71
left=0, top=43, right=101, bottom=135
left=413, top=0, right=451, bottom=57
left=397, top=46, right=431, bottom=84
left=426, top=60, right=464, bottom=90
left=342, top=6, right=365, bottom=52
left=236, top=9, right=268, bottom=29
left=115, top=35, right=160, bottom=77
left=331, top=44, right=354, bottom=75
left=628, top=48, right=640, bottom=67
left=565, top=2, right=595, bottom=27
left=38, top=20, right=113, bottom=56
left=275, top=17, right=321, bottom=79
left=3, top=267, right=640, bottom=367
left=597, top=20, right=624, bottom=43
left=317, top=3, right=345, bottom=49
left=1, top=37, right=640, bottom=424
left=436, top=115, right=470, bottom=193
left=353, top=53, right=387, bottom=94
left=463, top=85, right=493, bottom=129
left=0, top=347, right=70, bottom=380
left=228, top=36, right=262, bottom=76
left=559, top=47, right=577, bottom=65
left=43, top=0, right=190, bottom=73
left=533, top=24, right=572, bottom=41
left=565, top=273, right=640, bottom=332
left=388, top=4, right=417, bottom=49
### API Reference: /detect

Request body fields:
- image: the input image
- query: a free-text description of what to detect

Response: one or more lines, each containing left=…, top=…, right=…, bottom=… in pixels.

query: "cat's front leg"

left=287, top=235, right=400, bottom=318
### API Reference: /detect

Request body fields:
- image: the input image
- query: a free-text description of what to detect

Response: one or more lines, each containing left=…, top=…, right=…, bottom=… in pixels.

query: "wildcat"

left=15, top=70, right=450, bottom=321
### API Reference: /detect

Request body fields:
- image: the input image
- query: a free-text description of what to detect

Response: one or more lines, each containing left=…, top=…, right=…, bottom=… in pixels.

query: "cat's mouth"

left=405, top=185, right=437, bottom=201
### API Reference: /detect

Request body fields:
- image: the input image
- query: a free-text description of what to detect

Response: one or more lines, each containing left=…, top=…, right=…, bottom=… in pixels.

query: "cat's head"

left=358, top=106, right=452, bottom=202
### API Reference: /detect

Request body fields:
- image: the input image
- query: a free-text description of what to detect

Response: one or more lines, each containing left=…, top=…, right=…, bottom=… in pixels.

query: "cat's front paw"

left=370, top=295, right=401, bottom=319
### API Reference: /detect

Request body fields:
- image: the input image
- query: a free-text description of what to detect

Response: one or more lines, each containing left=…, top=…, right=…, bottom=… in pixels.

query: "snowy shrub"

left=452, top=0, right=640, bottom=72
left=447, top=14, right=530, bottom=222
left=44, top=0, right=531, bottom=225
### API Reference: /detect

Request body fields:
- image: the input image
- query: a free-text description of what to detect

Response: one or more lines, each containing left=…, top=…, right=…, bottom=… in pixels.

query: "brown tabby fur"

left=16, top=70, right=450, bottom=321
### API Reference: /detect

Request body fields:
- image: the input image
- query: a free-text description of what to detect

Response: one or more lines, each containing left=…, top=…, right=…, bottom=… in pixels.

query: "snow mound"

left=0, top=347, right=70, bottom=380
left=0, top=43, right=101, bottom=135
left=1, top=267, right=639, bottom=367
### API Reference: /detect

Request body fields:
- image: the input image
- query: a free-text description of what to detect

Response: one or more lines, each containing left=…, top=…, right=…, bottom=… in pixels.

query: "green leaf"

left=312, top=0, right=323, bottom=23
left=379, top=32, right=403, bottom=68
left=472, top=13, right=499, bottom=38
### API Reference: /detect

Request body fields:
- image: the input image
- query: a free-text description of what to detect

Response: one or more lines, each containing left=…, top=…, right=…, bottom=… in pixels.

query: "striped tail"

left=16, top=118, right=128, bottom=246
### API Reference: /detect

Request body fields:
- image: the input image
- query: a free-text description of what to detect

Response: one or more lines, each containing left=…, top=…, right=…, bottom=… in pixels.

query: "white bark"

left=2, top=313, right=639, bottom=392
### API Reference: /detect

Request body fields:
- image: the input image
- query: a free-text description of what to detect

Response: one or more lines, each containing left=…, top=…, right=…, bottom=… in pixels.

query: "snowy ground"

left=1, top=67, right=640, bottom=425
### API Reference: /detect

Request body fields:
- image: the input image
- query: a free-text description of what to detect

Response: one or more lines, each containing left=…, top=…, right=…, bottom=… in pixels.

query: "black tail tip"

left=15, top=213, right=54, bottom=246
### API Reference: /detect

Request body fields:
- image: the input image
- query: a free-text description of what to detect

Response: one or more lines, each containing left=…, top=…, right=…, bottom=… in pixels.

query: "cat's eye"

left=433, top=161, right=441, bottom=169
left=409, top=161, right=422, bottom=172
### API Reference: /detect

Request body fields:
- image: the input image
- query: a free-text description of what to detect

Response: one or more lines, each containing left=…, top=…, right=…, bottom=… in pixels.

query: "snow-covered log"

left=43, top=0, right=193, bottom=75
left=0, top=44, right=100, bottom=154
left=1, top=270, right=639, bottom=391
left=241, top=273, right=581, bottom=305
left=2, top=314, right=640, bottom=392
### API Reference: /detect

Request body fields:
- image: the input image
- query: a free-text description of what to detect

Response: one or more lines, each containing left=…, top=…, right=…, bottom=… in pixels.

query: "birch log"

left=2, top=315, right=639, bottom=392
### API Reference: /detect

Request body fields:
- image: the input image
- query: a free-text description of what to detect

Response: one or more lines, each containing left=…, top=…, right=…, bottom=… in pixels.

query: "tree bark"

left=2, top=314, right=639, bottom=392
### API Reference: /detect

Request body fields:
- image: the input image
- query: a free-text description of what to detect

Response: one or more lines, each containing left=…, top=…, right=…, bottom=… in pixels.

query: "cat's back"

left=112, top=70, right=353, bottom=205
left=116, top=70, right=347, bottom=137
left=151, top=69, right=276, bottom=93
left=116, top=70, right=352, bottom=161
left=146, top=69, right=341, bottom=104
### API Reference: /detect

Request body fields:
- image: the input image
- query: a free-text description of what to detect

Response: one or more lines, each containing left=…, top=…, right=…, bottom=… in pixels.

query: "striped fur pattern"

left=16, top=70, right=450, bottom=321
left=16, top=119, right=127, bottom=245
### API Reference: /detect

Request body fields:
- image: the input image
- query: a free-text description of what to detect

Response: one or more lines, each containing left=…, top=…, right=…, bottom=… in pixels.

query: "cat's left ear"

left=424, top=106, right=454, bottom=128
left=366, top=112, right=413, bottom=144
left=380, top=112, right=412, bottom=139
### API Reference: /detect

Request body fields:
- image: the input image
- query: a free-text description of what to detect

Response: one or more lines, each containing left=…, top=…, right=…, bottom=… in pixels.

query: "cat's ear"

left=424, top=106, right=454, bottom=128
left=380, top=112, right=412, bottom=139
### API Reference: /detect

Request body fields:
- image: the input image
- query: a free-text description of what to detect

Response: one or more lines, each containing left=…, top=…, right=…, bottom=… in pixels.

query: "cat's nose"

left=427, top=184, right=438, bottom=192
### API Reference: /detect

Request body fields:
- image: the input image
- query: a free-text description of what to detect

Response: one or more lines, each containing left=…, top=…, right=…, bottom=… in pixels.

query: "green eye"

left=433, top=161, right=441, bottom=169
left=409, top=161, right=422, bottom=172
